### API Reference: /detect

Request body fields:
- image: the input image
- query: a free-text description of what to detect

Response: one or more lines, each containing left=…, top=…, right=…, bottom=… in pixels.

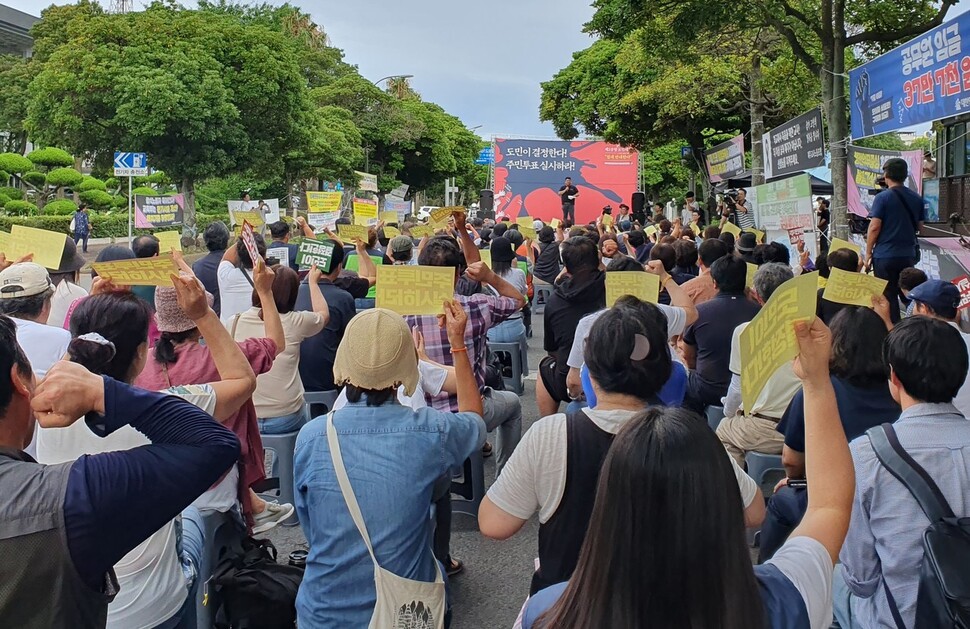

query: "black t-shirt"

left=682, top=294, right=761, bottom=390
left=543, top=273, right=606, bottom=374
left=559, top=185, right=578, bottom=206
left=815, top=288, right=850, bottom=326
left=777, top=376, right=900, bottom=453
left=296, top=279, right=357, bottom=392
left=817, top=207, right=830, bottom=231
left=534, top=241, right=562, bottom=284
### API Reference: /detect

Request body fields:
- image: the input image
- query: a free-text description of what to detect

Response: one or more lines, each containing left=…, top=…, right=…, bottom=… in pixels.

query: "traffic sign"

left=475, top=147, right=494, bottom=165
left=114, top=151, right=148, bottom=177
left=680, top=146, right=692, bottom=159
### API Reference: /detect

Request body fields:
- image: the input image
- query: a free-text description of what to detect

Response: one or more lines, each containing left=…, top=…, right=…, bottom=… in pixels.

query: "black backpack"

left=210, top=537, right=304, bottom=629
left=868, top=424, right=970, bottom=628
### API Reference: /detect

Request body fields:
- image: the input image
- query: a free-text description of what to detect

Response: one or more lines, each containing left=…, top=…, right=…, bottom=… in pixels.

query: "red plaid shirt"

left=405, top=293, right=520, bottom=411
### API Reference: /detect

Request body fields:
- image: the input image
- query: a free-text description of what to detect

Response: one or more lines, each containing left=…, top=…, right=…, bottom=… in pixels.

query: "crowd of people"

left=0, top=153, right=968, bottom=629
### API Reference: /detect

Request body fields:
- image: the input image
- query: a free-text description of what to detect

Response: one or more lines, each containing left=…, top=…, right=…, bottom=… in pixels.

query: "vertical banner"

left=849, top=11, right=970, bottom=139
left=753, top=174, right=818, bottom=260
left=763, top=109, right=826, bottom=179
left=847, top=147, right=923, bottom=217
left=135, top=194, right=185, bottom=229
left=704, top=135, right=746, bottom=183
left=492, top=139, right=639, bottom=225
left=923, top=178, right=940, bottom=222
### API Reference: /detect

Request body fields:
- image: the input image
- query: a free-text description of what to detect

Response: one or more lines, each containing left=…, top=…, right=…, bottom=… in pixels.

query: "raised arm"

left=455, top=211, right=481, bottom=265
left=296, top=216, right=315, bottom=239
left=441, top=299, right=483, bottom=417
left=789, top=318, right=854, bottom=564
left=647, top=260, right=698, bottom=327
left=306, top=264, right=331, bottom=326
left=353, top=239, right=378, bottom=287
left=252, top=258, right=285, bottom=358
left=465, top=262, right=526, bottom=310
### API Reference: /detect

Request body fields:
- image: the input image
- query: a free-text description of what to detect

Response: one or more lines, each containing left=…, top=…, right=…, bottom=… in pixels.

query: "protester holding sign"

left=217, top=231, right=266, bottom=325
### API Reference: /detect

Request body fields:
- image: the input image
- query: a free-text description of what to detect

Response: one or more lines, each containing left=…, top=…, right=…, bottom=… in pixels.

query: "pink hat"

left=154, top=285, right=214, bottom=333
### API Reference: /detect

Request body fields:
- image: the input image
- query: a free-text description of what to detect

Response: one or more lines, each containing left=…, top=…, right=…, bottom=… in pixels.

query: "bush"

left=0, top=153, right=33, bottom=174
left=22, top=171, right=46, bottom=188
left=0, top=193, right=10, bottom=208
left=27, top=147, right=74, bottom=170
left=45, top=167, right=83, bottom=188
left=0, top=186, right=23, bottom=201
left=5, top=200, right=38, bottom=216
left=78, top=176, right=107, bottom=192
left=105, top=177, right=119, bottom=190
left=131, top=186, right=160, bottom=196
left=78, top=189, right=114, bottom=210
left=110, top=194, right=128, bottom=209
left=44, top=200, right=78, bottom=216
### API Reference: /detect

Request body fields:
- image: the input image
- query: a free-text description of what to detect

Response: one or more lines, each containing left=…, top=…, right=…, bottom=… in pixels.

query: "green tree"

left=0, top=56, right=34, bottom=154
left=27, top=147, right=74, bottom=171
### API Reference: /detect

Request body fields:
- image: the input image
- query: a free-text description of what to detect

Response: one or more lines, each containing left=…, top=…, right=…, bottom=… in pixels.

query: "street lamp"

left=374, top=74, right=414, bottom=86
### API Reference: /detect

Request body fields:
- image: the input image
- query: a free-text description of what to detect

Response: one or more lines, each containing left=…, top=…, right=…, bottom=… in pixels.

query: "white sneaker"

left=252, top=501, right=295, bottom=534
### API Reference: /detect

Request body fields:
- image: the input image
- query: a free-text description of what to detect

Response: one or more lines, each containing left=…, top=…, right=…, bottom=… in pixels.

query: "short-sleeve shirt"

left=683, top=294, right=761, bottom=392
left=566, top=304, right=688, bottom=370
left=868, top=187, right=925, bottom=259
left=777, top=376, right=899, bottom=453
left=217, top=261, right=255, bottom=325
left=295, top=279, right=356, bottom=392
left=14, top=318, right=71, bottom=380
left=559, top=185, right=578, bottom=206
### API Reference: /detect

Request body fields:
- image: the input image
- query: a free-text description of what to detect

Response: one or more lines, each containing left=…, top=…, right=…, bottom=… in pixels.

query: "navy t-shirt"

left=777, top=376, right=900, bottom=452
left=869, top=186, right=925, bottom=259
left=295, top=279, right=357, bottom=392
left=682, top=294, right=761, bottom=391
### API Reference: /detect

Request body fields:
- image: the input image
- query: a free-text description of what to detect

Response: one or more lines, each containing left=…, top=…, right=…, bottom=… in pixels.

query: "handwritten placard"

left=92, top=255, right=179, bottom=286
left=296, top=239, right=337, bottom=271
left=822, top=268, right=887, bottom=307
left=154, top=230, right=182, bottom=253
left=337, top=224, right=369, bottom=243
left=375, top=265, right=454, bottom=315
left=739, top=272, right=818, bottom=412
left=606, top=271, right=660, bottom=306
left=7, top=225, right=65, bottom=269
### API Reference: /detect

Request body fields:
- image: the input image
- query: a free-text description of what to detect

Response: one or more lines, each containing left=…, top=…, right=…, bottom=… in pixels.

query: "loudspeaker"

left=479, top=189, right=494, bottom=212
left=632, top=191, right=646, bottom=223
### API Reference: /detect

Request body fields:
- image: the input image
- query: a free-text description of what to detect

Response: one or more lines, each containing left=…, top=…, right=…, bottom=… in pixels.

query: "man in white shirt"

left=218, top=234, right=267, bottom=325
left=0, top=262, right=71, bottom=380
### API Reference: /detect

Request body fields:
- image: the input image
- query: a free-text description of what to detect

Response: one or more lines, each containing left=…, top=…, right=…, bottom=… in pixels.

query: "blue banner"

left=851, top=10, right=970, bottom=138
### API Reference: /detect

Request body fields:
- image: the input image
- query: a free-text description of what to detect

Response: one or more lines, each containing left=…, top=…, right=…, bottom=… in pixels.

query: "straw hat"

left=333, top=308, right=419, bottom=396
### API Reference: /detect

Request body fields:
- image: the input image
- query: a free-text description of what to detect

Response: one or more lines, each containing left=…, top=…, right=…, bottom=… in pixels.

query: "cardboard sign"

left=829, top=237, right=861, bottom=255
left=720, top=221, right=742, bottom=238
left=410, top=225, right=435, bottom=238
left=822, top=268, right=887, bottom=307
left=739, top=272, right=818, bottom=412
left=954, top=275, right=970, bottom=311
left=240, top=221, right=261, bottom=265
left=382, top=226, right=401, bottom=238
left=375, top=265, right=454, bottom=315
left=353, top=198, right=378, bottom=226
left=6, top=225, right=65, bottom=270
left=155, top=231, right=182, bottom=253
left=265, top=246, right=290, bottom=268
left=429, top=206, right=460, bottom=224
left=380, top=211, right=399, bottom=224
left=337, top=224, right=369, bottom=243
left=746, top=263, right=758, bottom=290
left=306, top=191, right=342, bottom=213
left=605, top=271, right=660, bottom=306
left=479, top=249, right=492, bottom=268
left=92, top=255, right=179, bottom=286
left=295, top=239, right=337, bottom=272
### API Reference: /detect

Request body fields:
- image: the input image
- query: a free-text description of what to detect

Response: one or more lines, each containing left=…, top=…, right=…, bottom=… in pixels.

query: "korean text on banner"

left=739, top=272, right=818, bottom=411
left=240, top=221, right=261, bottom=265
left=135, top=195, right=184, bottom=229
left=847, top=146, right=923, bottom=217
left=754, top=174, right=814, bottom=231
left=307, top=212, right=340, bottom=231
left=829, top=237, right=861, bottom=255
left=429, top=206, right=461, bottom=224
left=91, top=256, right=179, bottom=286
left=410, top=225, right=435, bottom=238
left=337, top=224, right=369, bottom=243
left=296, top=239, right=337, bottom=272
left=822, top=268, right=888, bottom=307
left=375, top=265, right=454, bottom=315
left=6, top=225, right=66, bottom=269
left=154, top=231, right=182, bottom=253
left=265, top=247, right=290, bottom=268
left=954, top=275, right=970, bottom=310
left=605, top=271, right=660, bottom=306
left=721, top=221, right=742, bottom=238
left=353, top=199, right=378, bottom=226
left=704, top=135, right=746, bottom=183
left=763, top=109, right=826, bottom=179
left=306, top=191, right=342, bottom=213
left=355, top=171, right=378, bottom=193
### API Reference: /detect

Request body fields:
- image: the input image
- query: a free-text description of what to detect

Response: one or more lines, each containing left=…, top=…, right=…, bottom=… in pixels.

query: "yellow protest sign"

left=408, top=225, right=433, bottom=238
left=721, top=221, right=741, bottom=238
left=550, top=218, right=561, bottom=229
left=229, top=210, right=263, bottom=227
left=154, top=231, right=182, bottom=253
left=829, top=237, right=861, bottom=255
left=479, top=249, right=492, bottom=268
left=92, top=255, right=179, bottom=286
left=644, top=225, right=658, bottom=237
left=0, top=231, right=9, bottom=256
left=517, top=224, right=537, bottom=240
left=746, top=263, right=758, bottom=289
left=516, top=216, right=534, bottom=229
left=6, top=225, right=65, bottom=269
left=375, top=265, right=454, bottom=315
left=822, top=268, right=888, bottom=307
left=382, top=226, right=401, bottom=238
left=429, top=206, right=461, bottom=224
left=353, top=199, right=378, bottom=226
left=337, top=224, right=369, bottom=243
left=748, top=228, right=765, bottom=243
left=601, top=213, right=613, bottom=227
left=380, top=211, right=398, bottom=224
left=606, top=271, right=660, bottom=306
left=689, top=221, right=701, bottom=235
left=739, top=272, right=818, bottom=412
left=306, top=191, right=342, bottom=213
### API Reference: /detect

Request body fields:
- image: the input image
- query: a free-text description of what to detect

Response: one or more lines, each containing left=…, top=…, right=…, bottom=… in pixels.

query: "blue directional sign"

left=681, top=146, right=692, bottom=159
left=114, top=151, right=148, bottom=177
left=475, top=147, right=495, bottom=165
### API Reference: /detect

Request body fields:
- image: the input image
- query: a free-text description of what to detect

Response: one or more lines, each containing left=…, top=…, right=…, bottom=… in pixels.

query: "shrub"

left=0, top=186, right=23, bottom=201
left=131, top=186, right=161, bottom=196
left=27, top=147, right=74, bottom=170
left=0, top=194, right=10, bottom=208
left=45, top=167, right=84, bottom=188
left=0, top=153, right=33, bottom=174
left=110, top=194, right=128, bottom=209
left=77, top=176, right=107, bottom=192
left=5, top=200, right=38, bottom=216
left=78, top=189, right=114, bottom=210
left=104, top=177, right=119, bottom=190
left=44, top=200, right=78, bottom=216
left=22, top=171, right=46, bottom=188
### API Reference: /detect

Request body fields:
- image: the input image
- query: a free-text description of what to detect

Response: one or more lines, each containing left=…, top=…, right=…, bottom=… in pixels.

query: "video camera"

left=721, top=189, right=739, bottom=208
left=867, top=176, right=889, bottom=196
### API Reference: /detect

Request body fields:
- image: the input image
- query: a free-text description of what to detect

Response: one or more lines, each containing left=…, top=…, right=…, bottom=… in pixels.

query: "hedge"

left=0, top=212, right=232, bottom=238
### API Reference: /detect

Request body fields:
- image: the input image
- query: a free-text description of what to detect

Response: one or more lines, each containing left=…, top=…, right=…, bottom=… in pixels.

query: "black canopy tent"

left=719, top=170, right=834, bottom=196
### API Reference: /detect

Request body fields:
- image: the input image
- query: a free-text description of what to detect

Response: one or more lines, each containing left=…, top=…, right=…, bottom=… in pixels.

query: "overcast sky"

left=9, top=0, right=597, bottom=139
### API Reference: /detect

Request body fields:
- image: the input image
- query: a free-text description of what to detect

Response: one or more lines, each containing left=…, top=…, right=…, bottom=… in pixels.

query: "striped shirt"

left=839, top=402, right=970, bottom=628
left=736, top=200, right=756, bottom=229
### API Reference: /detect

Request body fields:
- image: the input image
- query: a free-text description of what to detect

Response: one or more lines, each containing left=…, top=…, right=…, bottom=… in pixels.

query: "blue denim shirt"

left=294, top=400, right=486, bottom=627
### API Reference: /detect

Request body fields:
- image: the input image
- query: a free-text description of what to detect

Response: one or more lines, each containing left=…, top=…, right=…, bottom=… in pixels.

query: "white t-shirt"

left=48, top=281, right=88, bottom=330
left=765, top=536, right=835, bottom=629
left=727, top=321, right=801, bottom=418
left=333, top=360, right=448, bottom=412
left=217, top=261, right=255, bottom=326
left=949, top=322, right=970, bottom=418
left=486, top=408, right=759, bottom=523
left=36, top=384, right=219, bottom=629
left=14, top=317, right=71, bottom=379
left=566, top=304, right=688, bottom=370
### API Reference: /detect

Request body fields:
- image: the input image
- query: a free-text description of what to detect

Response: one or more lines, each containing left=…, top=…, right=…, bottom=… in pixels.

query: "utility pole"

left=749, top=37, right=766, bottom=187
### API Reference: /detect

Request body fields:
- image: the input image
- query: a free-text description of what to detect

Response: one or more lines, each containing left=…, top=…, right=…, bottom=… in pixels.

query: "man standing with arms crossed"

left=865, top=157, right=924, bottom=322
left=559, top=177, right=579, bottom=226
